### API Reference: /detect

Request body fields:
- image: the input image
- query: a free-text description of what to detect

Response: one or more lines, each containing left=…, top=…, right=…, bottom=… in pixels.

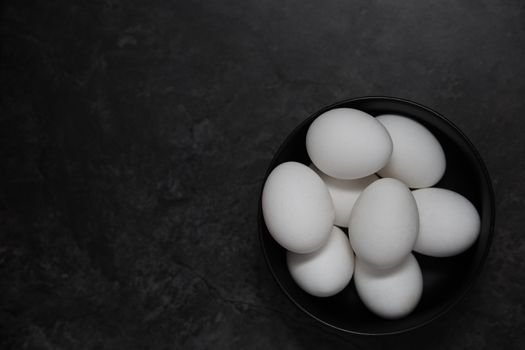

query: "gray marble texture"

left=1, top=0, right=524, bottom=349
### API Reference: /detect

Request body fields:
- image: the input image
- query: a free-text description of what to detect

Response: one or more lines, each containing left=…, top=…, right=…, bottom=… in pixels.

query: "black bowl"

left=257, top=96, right=495, bottom=335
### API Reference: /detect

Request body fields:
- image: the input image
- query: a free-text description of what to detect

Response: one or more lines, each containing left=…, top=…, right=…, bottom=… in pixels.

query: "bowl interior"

left=258, top=96, right=495, bottom=335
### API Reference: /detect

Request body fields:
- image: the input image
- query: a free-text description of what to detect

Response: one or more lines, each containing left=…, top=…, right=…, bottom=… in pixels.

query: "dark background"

left=1, top=1, right=524, bottom=349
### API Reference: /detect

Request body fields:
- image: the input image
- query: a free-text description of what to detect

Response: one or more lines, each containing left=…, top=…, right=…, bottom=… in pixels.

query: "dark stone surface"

left=1, top=0, right=524, bottom=349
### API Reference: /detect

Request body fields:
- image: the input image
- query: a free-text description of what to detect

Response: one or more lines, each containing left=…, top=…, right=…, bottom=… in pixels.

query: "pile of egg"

left=262, top=108, right=480, bottom=319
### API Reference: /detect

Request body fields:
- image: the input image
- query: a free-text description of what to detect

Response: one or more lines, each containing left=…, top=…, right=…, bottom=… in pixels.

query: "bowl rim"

left=257, top=95, right=496, bottom=336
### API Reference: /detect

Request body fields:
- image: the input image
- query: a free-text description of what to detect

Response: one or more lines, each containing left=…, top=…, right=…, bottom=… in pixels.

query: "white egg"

left=348, top=178, right=419, bottom=269
left=413, top=188, right=481, bottom=257
left=262, top=162, right=335, bottom=253
left=287, top=226, right=354, bottom=297
left=306, top=108, right=393, bottom=180
left=377, top=114, right=446, bottom=188
left=355, top=253, right=423, bottom=319
left=310, top=164, right=378, bottom=227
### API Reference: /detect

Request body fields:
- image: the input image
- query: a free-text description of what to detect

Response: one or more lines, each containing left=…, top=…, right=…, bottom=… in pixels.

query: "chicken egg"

left=413, top=187, right=481, bottom=257
left=287, top=226, right=354, bottom=297
left=310, top=164, right=378, bottom=227
left=354, top=253, right=423, bottom=319
left=349, top=178, right=419, bottom=269
left=306, top=108, right=392, bottom=180
left=377, top=114, right=446, bottom=188
left=262, top=161, right=335, bottom=253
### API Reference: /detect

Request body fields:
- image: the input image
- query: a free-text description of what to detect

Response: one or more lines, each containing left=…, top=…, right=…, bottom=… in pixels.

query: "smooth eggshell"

left=349, top=178, right=419, bottom=268
left=287, top=226, right=354, bottom=297
left=376, top=114, right=446, bottom=188
left=355, top=253, right=423, bottom=319
left=262, top=162, right=335, bottom=253
left=306, top=108, right=393, bottom=180
left=310, top=164, right=378, bottom=227
left=413, top=188, right=481, bottom=257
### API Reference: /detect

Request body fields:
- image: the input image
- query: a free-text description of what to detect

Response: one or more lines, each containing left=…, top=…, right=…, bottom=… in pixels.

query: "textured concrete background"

left=1, top=0, right=524, bottom=349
